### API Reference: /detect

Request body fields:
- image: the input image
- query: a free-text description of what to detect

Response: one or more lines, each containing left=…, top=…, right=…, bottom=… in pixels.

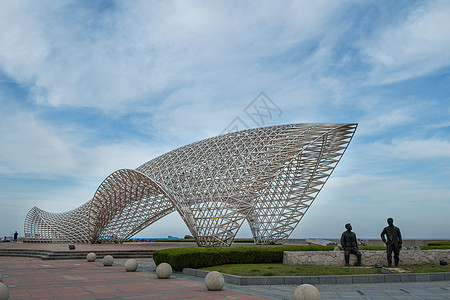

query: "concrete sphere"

left=0, top=282, right=9, bottom=300
left=86, top=252, right=96, bottom=262
left=333, top=246, right=340, bottom=251
left=125, top=259, right=138, bottom=272
left=102, top=255, right=114, bottom=266
left=293, top=284, right=321, bottom=300
left=156, top=263, right=172, bottom=279
left=205, top=271, right=225, bottom=291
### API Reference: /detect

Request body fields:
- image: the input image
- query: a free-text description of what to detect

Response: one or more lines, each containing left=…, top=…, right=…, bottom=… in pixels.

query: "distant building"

left=24, top=123, right=357, bottom=246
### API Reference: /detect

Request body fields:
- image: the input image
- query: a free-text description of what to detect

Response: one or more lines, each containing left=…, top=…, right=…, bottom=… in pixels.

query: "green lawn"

left=202, top=263, right=450, bottom=276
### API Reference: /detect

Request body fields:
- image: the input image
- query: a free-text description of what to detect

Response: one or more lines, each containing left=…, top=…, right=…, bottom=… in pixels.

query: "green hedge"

left=153, top=245, right=337, bottom=271
left=421, top=245, right=450, bottom=250
left=427, top=241, right=450, bottom=246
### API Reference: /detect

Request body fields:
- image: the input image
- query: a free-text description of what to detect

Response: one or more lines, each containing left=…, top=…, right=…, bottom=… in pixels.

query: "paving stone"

left=318, top=275, right=337, bottom=284
left=195, top=269, right=209, bottom=278
left=265, top=276, right=285, bottom=285
left=284, top=276, right=302, bottom=285
left=415, top=273, right=431, bottom=282
left=368, top=274, right=385, bottom=283
left=352, top=275, right=369, bottom=284
left=300, top=276, right=319, bottom=285
left=239, top=276, right=266, bottom=285
left=335, top=275, right=353, bottom=284
left=385, top=274, right=401, bottom=282
left=400, top=273, right=416, bottom=282
left=182, top=268, right=196, bottom=276
left=222, top=273, right=240, bottom=285
left=429, top=272, right=445, bottom=281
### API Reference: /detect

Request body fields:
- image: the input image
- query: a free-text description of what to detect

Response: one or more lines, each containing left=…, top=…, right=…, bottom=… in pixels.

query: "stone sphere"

left=156, top=263, right=172, bottom=279
left=86, top=252, right=96, bottom=262
left=402, top=247, right=407, bottom=251
left=125, top=259, right=138, bottom=272
left=293, top=284, right=321, bottom=300
left=0, top=282, right=9, bottom=300
left=102, top=255, right=114, bottom=266
left=205, top=271, right=225, bottom=291
left=333, top=246, right=340, bottom=251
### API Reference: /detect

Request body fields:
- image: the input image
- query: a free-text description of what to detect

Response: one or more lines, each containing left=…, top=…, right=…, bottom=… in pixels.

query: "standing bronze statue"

left=340, top=223, right=362, bottom=266
left=380, top=217, right=402, bottom=267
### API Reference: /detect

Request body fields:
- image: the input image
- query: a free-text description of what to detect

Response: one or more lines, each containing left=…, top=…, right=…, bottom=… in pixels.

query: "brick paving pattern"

left=1, top=242, right=450, bottom=299
left=0, top=256, right=267, bottom=299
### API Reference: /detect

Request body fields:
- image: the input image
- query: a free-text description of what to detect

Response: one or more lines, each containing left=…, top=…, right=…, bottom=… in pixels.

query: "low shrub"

left=427, top=241, right=450, bottom=246
left=421, top=245, right=450, bottom=250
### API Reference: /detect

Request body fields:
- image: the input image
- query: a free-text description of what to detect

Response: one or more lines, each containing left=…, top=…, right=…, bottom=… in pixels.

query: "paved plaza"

left=0, top=243, right=449, bottom=299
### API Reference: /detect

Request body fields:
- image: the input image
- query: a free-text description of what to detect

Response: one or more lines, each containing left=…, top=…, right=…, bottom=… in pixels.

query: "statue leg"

left=393, top=245, right=400, bottom=266
left=355, top=249, right=362, bottom=266
left=344, top=249, right=350, bottom=266
left=386, top=245, right=393, bottom=267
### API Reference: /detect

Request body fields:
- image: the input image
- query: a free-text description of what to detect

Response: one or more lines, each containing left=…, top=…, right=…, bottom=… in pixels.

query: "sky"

left=0, top=0, right=449, bottom=241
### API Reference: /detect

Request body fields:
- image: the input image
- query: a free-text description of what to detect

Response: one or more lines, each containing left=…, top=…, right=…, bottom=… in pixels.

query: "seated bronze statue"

left=340, top=223, right=362, bottom=266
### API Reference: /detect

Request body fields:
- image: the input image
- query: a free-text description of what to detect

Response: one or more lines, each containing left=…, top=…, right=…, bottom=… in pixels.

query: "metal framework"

left=24, top=123, right=357, bottom=246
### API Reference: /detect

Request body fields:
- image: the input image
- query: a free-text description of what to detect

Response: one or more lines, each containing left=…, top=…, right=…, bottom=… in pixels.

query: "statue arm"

left=380, top=228, right=387, bottom=244
left=398, top=228, right=402, bottom=245
left=340, top=232, right=345, bottom=249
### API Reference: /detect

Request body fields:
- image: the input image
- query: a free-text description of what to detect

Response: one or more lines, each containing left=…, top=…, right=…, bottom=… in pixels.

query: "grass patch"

left=202, top=263, right=380, bottom=276
left=202, top=263, right=450, bottom=276
left=401, top=264, right=450, bottom=273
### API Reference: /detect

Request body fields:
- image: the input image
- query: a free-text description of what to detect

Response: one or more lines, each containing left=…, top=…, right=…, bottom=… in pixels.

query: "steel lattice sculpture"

left=24, top=123, right=357, bottom=246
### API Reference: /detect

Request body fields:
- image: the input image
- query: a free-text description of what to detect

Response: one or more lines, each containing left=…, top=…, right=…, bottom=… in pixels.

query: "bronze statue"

left=381, top=218, right=403, bottom=267
left=380, top=217, right=402, bottom=267
left=340, top=223, right=362, bottom=266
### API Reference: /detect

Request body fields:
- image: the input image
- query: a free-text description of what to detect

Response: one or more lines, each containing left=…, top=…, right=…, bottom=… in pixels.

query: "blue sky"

left=1, top=0, right=449, bottom=240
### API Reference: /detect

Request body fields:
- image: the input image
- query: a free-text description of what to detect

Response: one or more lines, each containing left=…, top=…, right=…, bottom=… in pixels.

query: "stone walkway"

left=2, top=256, right=450, bottom=299
left=0, top=256, right=265, bottom=299
left=1, top=242, right=450, bottom=299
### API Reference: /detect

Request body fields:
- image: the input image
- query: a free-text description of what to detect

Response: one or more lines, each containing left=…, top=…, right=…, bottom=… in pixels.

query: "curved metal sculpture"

left=24, top=123, right=357, bottom=246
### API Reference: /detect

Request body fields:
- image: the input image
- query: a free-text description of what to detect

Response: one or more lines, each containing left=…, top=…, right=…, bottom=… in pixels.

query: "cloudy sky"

left=1, top=0, right=449, bottom=240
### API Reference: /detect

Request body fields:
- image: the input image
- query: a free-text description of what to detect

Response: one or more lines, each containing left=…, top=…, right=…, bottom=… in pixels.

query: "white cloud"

left=373, top=138, right=450, bottom=160
left=363, top=1, right=450, bottom=84
left=358, top=110, right=414, bottom=135
left=0, top=1, right=347, bottom=114
left=0, top=102, right=165, bottom=178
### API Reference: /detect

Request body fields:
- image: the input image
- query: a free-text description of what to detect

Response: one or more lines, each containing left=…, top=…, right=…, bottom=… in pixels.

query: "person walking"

left=13, top=231, right=18, bottom=243
left=380, top=218, right=402, bottom=267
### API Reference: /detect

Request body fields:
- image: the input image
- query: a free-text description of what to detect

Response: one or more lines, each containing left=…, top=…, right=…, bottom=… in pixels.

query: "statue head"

left=387, top=218, right=394, bottom=226
left=345, top=223, right=352, bottom=231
